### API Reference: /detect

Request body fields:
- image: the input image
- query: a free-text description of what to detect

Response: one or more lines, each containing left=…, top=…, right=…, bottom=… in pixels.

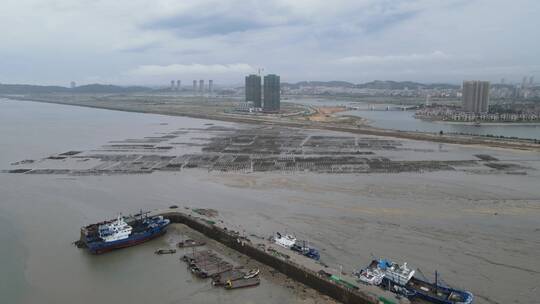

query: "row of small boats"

left=353, top=259, right=474, bottom=304
left=154, top=238, right=206, bottom=255
left=273, top=232, right=320, bottom=261
left=181, top=250, right=260, bottom=290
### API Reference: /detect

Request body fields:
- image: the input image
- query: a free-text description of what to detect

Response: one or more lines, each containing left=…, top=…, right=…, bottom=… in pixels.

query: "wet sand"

left=1, top=99, right=539, bottom=304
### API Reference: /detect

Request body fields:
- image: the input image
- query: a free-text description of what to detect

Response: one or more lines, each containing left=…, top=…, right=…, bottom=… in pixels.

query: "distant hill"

left=71, top=84, right=149, bottom=93
left=281, top=80, right=459, bottom=90
left=0, top=83, right=151, bottom=94
left=357, top=80, right=460, bottom=90
left=282, top=81, right=355, bottom=89
left=0, top=84, right=69, bottom=94
left=356, top=80, right=422, bottom=90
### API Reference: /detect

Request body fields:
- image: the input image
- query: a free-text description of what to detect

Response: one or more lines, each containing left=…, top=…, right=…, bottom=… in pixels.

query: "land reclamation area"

left=3, top=93, right=539, bottom=151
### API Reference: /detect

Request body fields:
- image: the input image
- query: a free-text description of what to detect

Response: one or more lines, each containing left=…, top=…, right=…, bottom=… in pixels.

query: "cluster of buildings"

left=281, top=76, right=539, bottom=100
left=242, top=74, right=281, bottom=113
left=415, top=80, right=540, bottom=122
left=283, top=85, right=460, bottom=98
left=416, top=107, right=539, bottom=122
left=169, top=79, right=214, bottom=93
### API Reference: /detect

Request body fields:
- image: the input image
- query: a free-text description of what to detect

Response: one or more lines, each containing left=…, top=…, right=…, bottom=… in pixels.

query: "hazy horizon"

left=1, top=0, right=539, bottom=86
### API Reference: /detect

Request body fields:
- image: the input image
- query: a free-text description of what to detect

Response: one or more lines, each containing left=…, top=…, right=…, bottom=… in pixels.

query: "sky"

left=0, top=0, right=539, bottom=86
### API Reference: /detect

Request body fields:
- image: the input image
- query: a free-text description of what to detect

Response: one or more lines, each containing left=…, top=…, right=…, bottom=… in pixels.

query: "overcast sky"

left=1, top=0, right=539, bottom=86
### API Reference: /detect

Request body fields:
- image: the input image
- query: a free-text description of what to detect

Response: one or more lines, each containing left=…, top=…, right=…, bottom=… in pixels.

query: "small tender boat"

left=353, top=260, right=385, bottom=285
left=225, top=277, right=260, bottom=289
left=274, top=232, right=296, bottom=248
left=212, top=270, right=246, bottom=286
left=243, top=268, right=260, bottom=279
left=154, top=249, right=176, bottom=255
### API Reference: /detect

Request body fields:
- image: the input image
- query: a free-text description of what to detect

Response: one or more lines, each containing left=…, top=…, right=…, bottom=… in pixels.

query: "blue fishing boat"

left=78, top=212, right=170, bottom=254
left=383, top=271, right=474, bottom=304
left=291, top=240, right=320, bottom=260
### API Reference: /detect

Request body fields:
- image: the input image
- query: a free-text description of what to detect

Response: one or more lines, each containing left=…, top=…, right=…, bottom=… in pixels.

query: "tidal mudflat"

left=1, top=99, right=539, bottom=304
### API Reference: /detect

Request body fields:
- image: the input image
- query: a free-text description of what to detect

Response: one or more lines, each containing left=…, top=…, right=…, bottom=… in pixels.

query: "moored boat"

left=212, top=269, right=246, bottom=286
left=243, top=268, right=260, bottom=279
left=78, top=212, right=170, bottom=254
left=378, top=259, right=415, bottom=285
left=406, top=272, right=473, bottom=304
left=181, top=250, right=215, bottom=263
left=177, top=239, right=206, bottom=248
left=274, top=232, right=296, bottom=248
left=225, top=277, right=260, bottom=289
left=155, top=249, right=176, bottom=255
left=353, top=260, right=385, bottom=285
left=291, top=240, right=320, bottom=260
left=382, top=271, right=474, bottom=304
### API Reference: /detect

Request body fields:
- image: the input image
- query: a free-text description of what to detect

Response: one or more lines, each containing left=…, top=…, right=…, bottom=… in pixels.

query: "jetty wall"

left=162, top=212, right=379, bottom=304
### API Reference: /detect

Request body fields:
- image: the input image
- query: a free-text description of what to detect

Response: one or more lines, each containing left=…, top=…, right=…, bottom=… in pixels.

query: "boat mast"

left=435, top=270, right=438, bottom=294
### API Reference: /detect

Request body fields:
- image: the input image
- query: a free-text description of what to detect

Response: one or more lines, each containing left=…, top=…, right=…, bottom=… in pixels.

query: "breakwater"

left=162, top=211, right=388, bottom=304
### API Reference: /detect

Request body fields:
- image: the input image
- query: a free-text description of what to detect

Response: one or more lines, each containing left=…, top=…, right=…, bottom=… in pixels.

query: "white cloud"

left=0, top=0, right=539, bottom=84
left=127, top=63, right=254, bottom=77
left=336, top=51, right=450, bottom=65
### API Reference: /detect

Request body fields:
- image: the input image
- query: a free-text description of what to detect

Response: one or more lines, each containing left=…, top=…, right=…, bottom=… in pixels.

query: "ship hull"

left=383, top=277, right=474, bottom=304
left=87, top=226, right=167, bottom=254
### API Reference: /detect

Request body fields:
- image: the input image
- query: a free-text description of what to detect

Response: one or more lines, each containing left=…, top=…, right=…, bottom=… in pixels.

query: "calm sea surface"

left=0, top=99, right=295, bottom=304
left=287, top=97, right=540, bottom=139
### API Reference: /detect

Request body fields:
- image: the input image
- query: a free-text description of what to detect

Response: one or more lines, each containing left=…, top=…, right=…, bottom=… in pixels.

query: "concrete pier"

left=161, top=211, right=405, bottom=304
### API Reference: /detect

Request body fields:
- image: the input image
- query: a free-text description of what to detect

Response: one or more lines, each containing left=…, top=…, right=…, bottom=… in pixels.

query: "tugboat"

left=78, top=212, right=170, bottom=254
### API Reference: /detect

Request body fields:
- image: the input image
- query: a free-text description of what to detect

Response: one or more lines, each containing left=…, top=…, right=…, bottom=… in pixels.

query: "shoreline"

left=416, top=116, right=540, bottom=126
left=2, top=95, right=539, bottom=152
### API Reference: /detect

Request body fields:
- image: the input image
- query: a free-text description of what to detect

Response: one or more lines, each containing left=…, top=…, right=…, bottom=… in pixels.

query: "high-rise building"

left=170, top=80, right=175, bottom=91
left=245, top=74, right=262, bottom=107
left=199, top=80, right=204, bottom=93
left=462, top=80, right=490, bottom=113
left=208, top=80, right=213, bottom=93
left=530, top=76, right=534, bottom=86
left=193, top=80, right=197, bottom=91
left=263, top=74, right=280, bottom=112
left=176, top=80, right=181, bottom=91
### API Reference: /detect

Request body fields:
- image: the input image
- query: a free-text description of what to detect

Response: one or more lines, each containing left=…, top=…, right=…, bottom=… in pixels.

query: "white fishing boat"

left=274, top=232, right=296, bottom=248
left=353, top=260, right=385, bottom=285
left=378, top=259, right=415, bottom=284
left=243, top=268, right=260, bottom=279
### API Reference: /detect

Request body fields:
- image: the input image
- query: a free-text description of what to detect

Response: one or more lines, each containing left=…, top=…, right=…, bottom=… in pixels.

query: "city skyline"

left=0, top=0, right=539, bottom=86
